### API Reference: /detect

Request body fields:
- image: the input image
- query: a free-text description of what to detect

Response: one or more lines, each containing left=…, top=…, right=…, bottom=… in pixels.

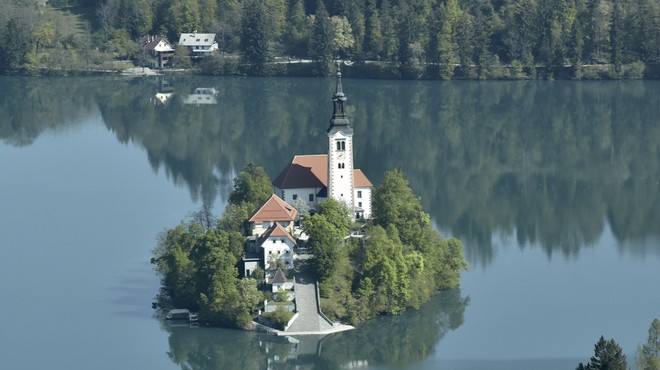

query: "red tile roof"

left=249, top=194, right=298, bottom=223
left=273, top=154, right=328, bottom=189
left=273, top=154, right=373, bottom=190
left=259, top=222, right=296, bottom=245
left=354, top=169, right=373, bottom=187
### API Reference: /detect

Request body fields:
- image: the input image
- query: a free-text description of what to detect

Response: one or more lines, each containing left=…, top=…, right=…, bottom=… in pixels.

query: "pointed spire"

left=328, top=62, right=351, bottom=132
left=334, top=62, right=345, bottom=100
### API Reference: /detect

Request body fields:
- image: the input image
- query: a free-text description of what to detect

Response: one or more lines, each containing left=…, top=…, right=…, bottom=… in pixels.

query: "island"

left=151, top=68, right=468, bottom=331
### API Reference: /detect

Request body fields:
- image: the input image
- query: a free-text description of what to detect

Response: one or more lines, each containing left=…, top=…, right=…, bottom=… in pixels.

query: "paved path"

left=282, top=254, right=353, bottom=335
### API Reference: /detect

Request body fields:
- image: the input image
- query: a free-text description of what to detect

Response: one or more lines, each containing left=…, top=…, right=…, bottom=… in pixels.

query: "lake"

left=1, top=76, right=658, bottom=370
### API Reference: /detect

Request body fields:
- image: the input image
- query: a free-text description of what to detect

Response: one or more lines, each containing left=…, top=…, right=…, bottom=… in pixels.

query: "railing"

left=315, top=280, right=336, bottom=327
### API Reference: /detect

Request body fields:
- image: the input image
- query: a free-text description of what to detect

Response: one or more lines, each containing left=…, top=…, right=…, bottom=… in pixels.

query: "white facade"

left=277, top=187, right=324, bottom=210
left=354, top=186, right=372, bottom=219
left=178, top=33, right=219, bottom=56
left=327, top=131, right=355, bottom=209
left=251, top=220, right=293, bottom=238
left=262, top=238, right=295, bottom=270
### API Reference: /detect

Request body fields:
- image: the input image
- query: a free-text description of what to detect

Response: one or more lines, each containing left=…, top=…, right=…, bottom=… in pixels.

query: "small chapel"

left=272, top=66, right=373, bottom=220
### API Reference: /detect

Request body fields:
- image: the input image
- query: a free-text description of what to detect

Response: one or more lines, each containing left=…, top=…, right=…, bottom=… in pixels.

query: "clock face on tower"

left=338, top=151, right=345, bottom=159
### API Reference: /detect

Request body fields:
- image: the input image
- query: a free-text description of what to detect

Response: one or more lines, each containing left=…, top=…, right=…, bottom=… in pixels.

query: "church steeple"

left=327, top=62, right=355, bottom=216
left=328, top=64, right=352, bottom=132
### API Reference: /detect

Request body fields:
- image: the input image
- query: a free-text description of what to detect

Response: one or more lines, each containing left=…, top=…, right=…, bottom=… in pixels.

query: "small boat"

left=166, top=309, right=198, bottom=322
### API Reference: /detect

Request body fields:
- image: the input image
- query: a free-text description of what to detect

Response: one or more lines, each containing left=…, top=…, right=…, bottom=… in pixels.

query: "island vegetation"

left=1, top=0, right=659, bottom=79
left=152, top=162, right=467, bottom=328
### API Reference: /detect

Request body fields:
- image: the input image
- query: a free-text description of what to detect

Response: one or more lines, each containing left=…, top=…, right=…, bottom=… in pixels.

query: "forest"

left=0, top=0, right=659, bottom=78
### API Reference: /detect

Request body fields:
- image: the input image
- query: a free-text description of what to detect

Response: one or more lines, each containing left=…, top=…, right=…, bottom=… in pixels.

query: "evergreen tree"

left=309, top=2, right=334, bottom=75
left=576, top=336, right=628, bottom=370
left=284, top=0, right=310, bottom=56
left=363, top=0, right=383, bottom=59
left=1, top=18, right=30, bottom=74
left=240, top=0, right=271, bottom=75
left=610, top=1, right=624, bottom=77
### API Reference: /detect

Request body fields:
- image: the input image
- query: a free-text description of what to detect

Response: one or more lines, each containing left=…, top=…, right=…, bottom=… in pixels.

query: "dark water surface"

left=1, top=76, right=658, bottom=369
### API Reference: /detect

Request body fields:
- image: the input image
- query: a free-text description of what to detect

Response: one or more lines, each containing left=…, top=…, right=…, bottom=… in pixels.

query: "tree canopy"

left=3, top=0, right=659, bottom=78
left=308, top=170, right=467, bottom=324
left=152, top=164, right=273, bottom=328
left=636, top=319, right=660, bottom=370
left=576, top=336, right=628, bottom=370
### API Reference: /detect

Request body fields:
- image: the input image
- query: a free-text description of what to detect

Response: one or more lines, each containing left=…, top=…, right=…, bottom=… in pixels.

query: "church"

left=241, top=68, right=373, bottom=277
left=272, top=67, right=373, bottom=220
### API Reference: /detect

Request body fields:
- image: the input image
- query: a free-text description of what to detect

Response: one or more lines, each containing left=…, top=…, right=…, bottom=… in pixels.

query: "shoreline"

left=6, top=61, right=660, bottom=80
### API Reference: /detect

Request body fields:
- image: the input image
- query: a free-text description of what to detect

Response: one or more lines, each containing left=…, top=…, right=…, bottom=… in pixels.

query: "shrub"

left=263, top=307, right=294, bottom=330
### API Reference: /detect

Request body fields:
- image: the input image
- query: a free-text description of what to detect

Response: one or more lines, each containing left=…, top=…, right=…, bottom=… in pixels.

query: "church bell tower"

left=327, top=65, right=355, bottom=212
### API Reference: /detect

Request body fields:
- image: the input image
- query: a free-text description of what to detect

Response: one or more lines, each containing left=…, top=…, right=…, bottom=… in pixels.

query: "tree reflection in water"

left=2, top=77, right=659, bottom=265
left=161, top=289, right=468, bottom=370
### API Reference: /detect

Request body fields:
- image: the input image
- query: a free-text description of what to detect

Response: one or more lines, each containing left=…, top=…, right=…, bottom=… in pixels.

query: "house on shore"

left=178, top=32, right=219, bottom=57
left=139, top=35, right=174, bottom=69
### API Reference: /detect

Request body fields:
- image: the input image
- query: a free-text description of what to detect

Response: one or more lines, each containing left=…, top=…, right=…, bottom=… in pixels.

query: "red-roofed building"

left=258, top=222, right=296, bottom=270
left=273, top=67, right=373, bottom=219
left=248, top=194, right=298, bottom=237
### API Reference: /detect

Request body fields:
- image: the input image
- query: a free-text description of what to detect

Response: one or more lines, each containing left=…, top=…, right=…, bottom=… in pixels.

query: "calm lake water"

left=1, top=76, right=658, bottom=370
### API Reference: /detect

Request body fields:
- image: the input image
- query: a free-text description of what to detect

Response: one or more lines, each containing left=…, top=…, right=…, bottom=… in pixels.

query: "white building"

left=259, top=222, right=296, bottom=270
left=178, top=32, right=219, bottom=56
left=273, top=68, right=373, bottom=219
left=140, top=35, right=175, bottom=68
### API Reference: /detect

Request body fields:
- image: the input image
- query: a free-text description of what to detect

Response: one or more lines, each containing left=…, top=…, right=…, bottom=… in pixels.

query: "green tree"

left=171, top=0, right=201, bottom=34
left=363, top=0, right=382, bottom=58
left=331, top=15, right=355, bottom=58
left=284, top=0, right=310, bottom=56
left=173, top=44, right=193, bottom=69
left=303, top=211, right=344, bottom=281
left=610, top=2, right=624, bottom=77
left=228, top=162, right=272, bottom=210
left=309, top=3, right=334, bottom=75
left=436, top=0, right=461, bottom=79
left=315, top=198, right=351, bottom=236
left=636, top=319, right=660, bottom=370
left=373, top=169, right=430, bottom=247
left=240, top=0, right=271, bottom=75
left=576, top=336, right=628, bottom=370
left=1, top=18, right=31, bottom=74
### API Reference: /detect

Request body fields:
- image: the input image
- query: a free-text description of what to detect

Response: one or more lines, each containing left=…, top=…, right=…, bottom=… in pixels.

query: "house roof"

left=258, top=222, right=296, bottom=245
left=178, top=33, right=216, bottom=47
left=249, top=194, right=298, bottom=223
left=140, top=36, right=174, bottom=52
left=354, top=169, right=373, bottom=187
left=271, top=268, right=289, bottom=284
left=273, top=154, right=373, bottom=190
left=273, top=154, right=328, bottom=189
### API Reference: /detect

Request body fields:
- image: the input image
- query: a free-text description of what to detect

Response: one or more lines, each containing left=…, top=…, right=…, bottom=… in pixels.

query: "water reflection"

left=2, top=77, right=659, bottom=264
left=161, top=289, right=468, bottom=369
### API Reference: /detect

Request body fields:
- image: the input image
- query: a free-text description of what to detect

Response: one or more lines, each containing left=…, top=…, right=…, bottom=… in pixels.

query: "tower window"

left=292, top=194, right=298, bottom=200
left=338, top=163, right=345, bottom=169
left=357, top=191, right=362, bottom=198
left=358, top=202, right=362, bottom=208
left=336, top=140, right=346, bottom=151
left=309, top=194, right=314, bottom=201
